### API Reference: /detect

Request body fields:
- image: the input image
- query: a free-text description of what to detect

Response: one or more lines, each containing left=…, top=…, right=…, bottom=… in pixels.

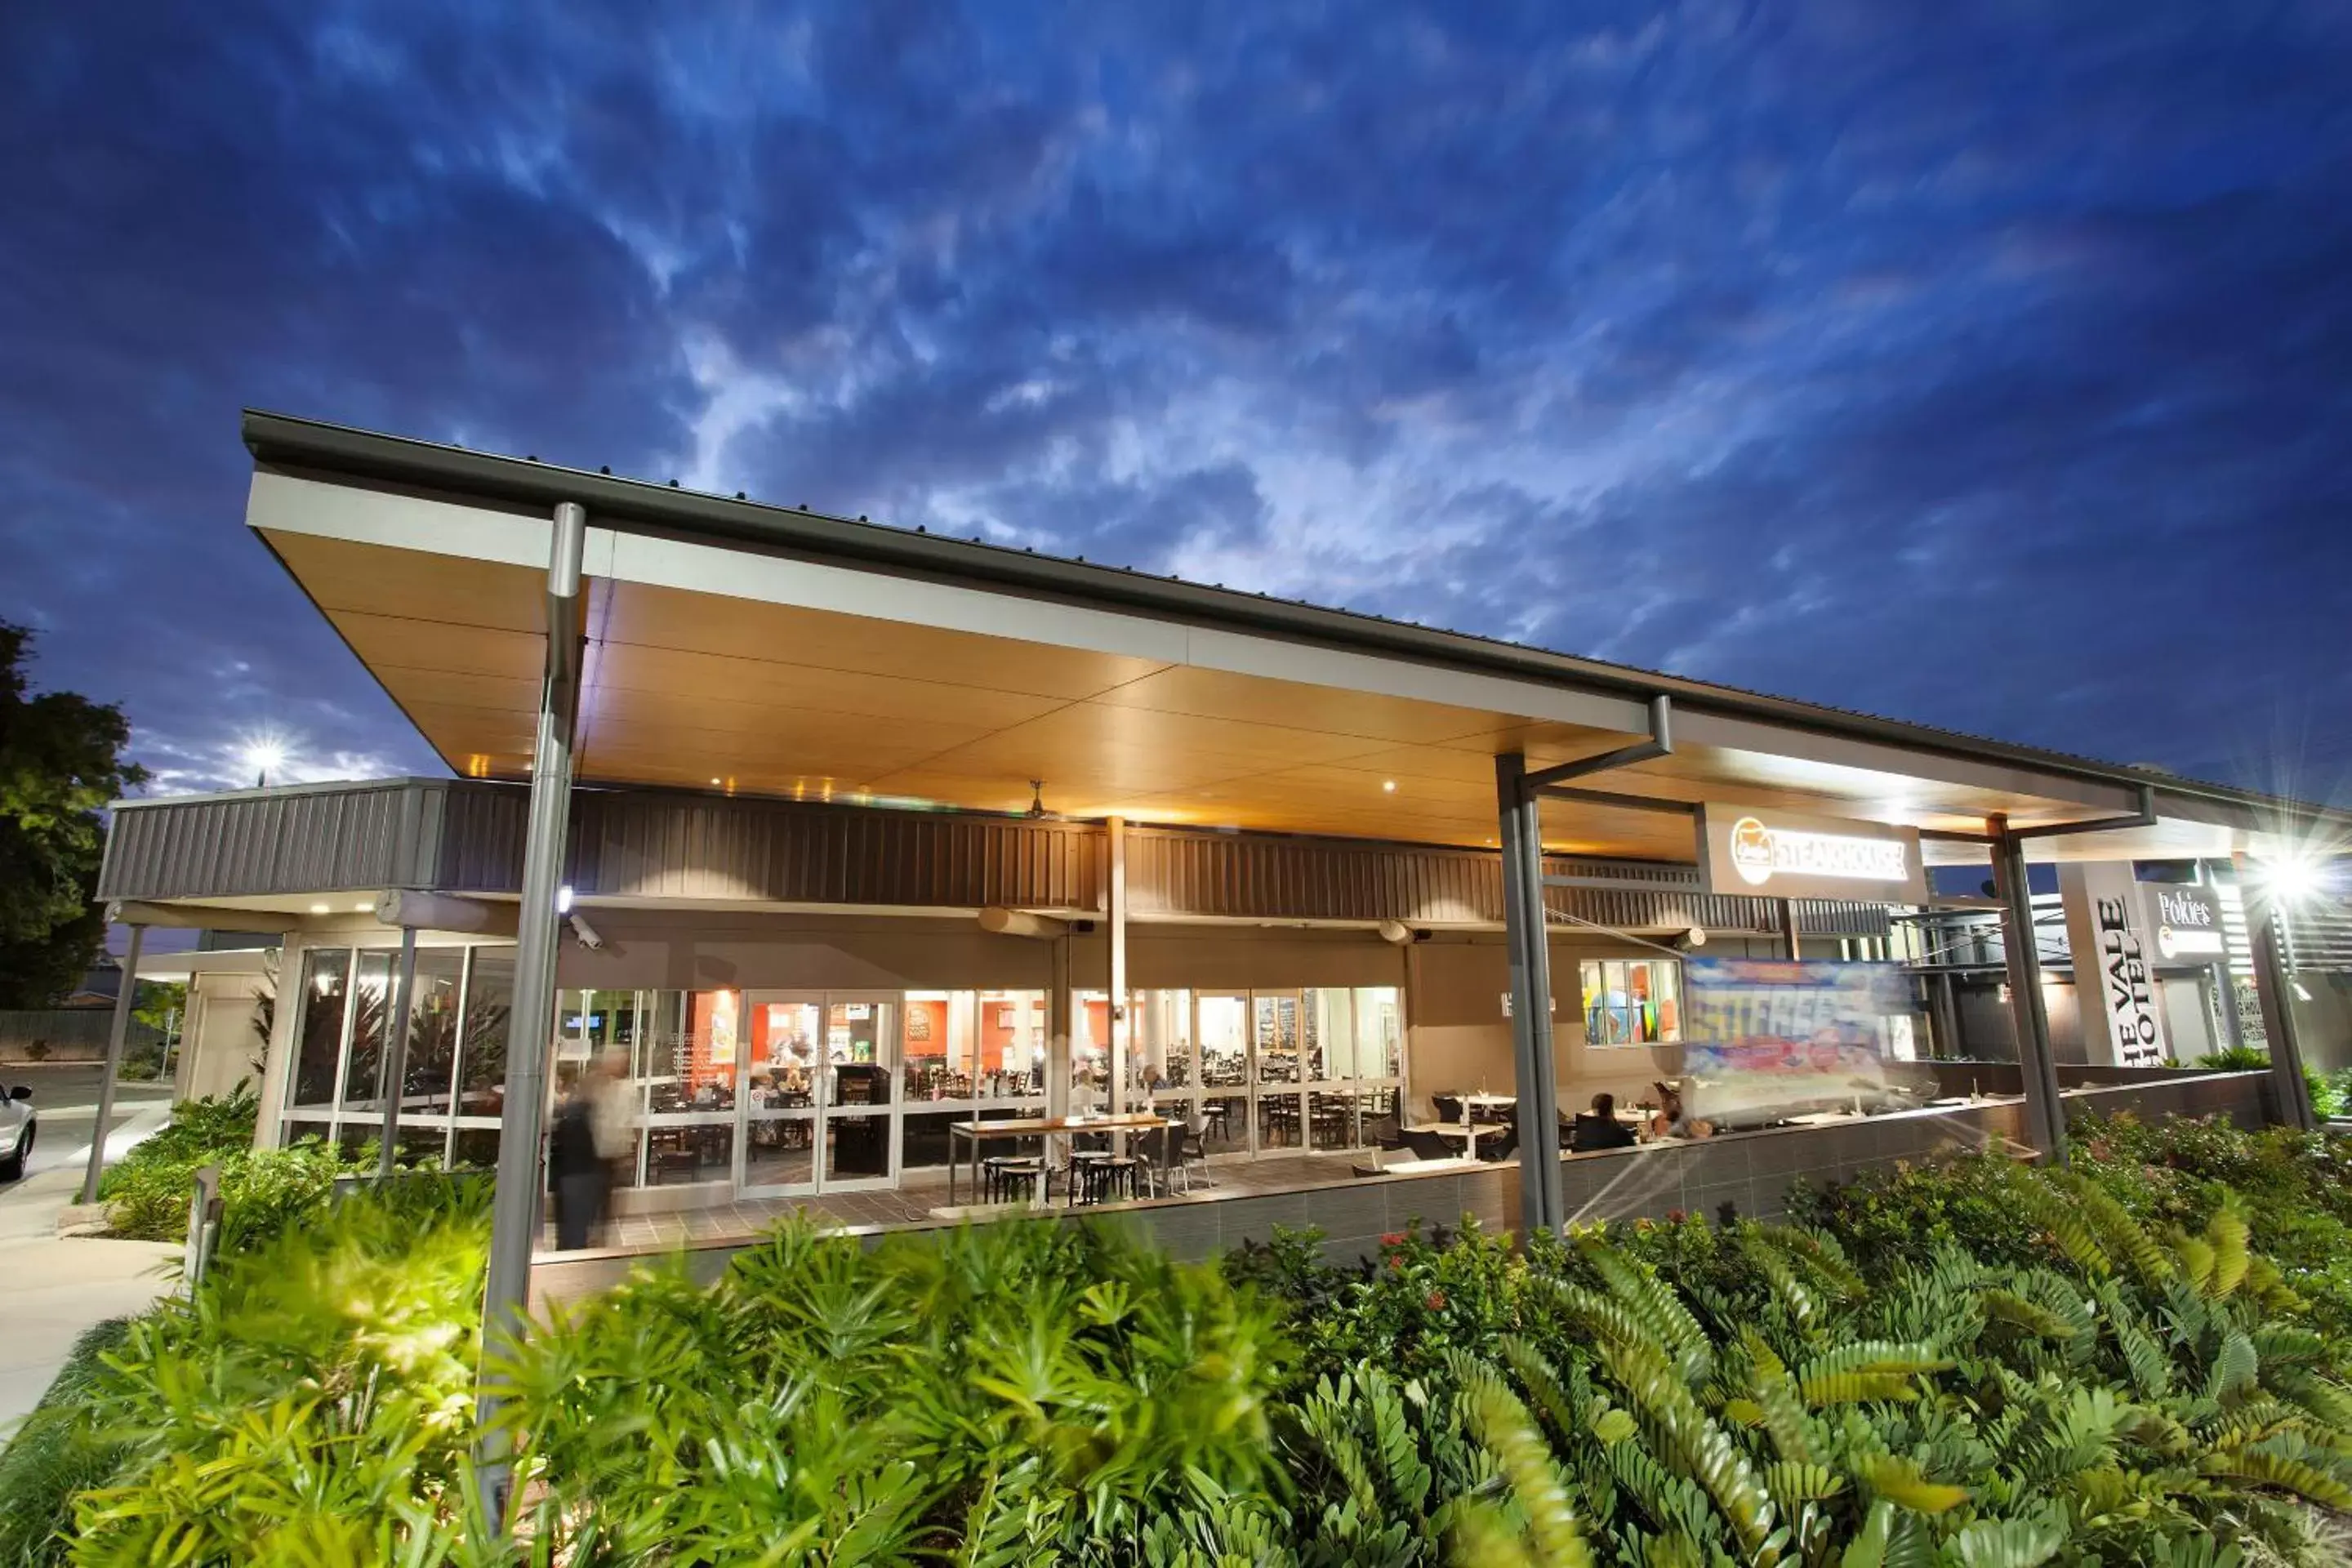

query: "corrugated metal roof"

left=239, top=408, right=2347, bottom=826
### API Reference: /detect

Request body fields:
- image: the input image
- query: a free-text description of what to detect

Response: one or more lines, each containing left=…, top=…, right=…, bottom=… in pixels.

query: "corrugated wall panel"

left=101, top=780, right=1887, bottom=936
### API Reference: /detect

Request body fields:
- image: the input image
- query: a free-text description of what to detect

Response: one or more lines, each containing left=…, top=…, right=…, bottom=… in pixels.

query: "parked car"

left=1, top=1082, right=34, bottom=1180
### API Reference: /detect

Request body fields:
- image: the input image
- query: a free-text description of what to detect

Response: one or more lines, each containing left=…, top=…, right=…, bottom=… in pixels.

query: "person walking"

left=548, top=1073, right=603, bottom=1250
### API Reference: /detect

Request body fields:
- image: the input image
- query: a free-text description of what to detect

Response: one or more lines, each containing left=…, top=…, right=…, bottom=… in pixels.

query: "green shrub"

left=29, top=1116, right=2352, bottom=1566
left=0, top=1318, right=135, bottom=1567
left=95, top=1085, right=437, bottom=1254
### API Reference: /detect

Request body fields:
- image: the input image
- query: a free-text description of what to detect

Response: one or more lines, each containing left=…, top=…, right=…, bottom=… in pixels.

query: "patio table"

left=946, top=1112, right=1174, bottom=1205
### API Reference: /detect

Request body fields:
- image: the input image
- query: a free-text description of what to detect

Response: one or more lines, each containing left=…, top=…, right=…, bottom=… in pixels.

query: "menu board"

left=1681, top=958, right=1913, bottom=1120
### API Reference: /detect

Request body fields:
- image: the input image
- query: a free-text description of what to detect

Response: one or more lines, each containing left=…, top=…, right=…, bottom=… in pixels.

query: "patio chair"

left=1401, top=1129, right=1454, bottom=1161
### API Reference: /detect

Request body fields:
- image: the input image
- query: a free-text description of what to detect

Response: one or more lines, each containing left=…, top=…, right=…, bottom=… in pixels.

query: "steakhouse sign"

left=1698, top=805, right=1928, bottom=903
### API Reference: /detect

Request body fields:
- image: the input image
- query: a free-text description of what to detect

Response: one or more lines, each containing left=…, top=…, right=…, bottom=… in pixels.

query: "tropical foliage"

left=94, top=1084, right=435, bottom=1253
left=14, top=1115, right=2352, bottom=1566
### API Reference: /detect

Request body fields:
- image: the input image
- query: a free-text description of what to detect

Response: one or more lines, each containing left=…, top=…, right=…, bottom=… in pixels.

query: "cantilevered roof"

left=238, top=411, right=2341, bottom=865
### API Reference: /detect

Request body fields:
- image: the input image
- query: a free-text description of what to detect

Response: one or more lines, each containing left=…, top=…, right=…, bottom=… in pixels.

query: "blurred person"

left=1569, top=1091, right=1637, bottom=1152
left=1650, top=1080, right=1712, bottom=1140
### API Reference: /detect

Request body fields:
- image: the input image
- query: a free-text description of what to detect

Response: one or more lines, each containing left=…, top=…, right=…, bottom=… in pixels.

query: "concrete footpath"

left=0, top=1167, right=180, bottom=1431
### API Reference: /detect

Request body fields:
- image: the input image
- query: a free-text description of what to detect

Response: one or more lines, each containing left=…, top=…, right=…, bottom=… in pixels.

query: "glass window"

left=342, top=951, right=396, bottom=1110
left=1304, top=989, right=1354, bottom=1080
left=1198, top=995, right=1249, bottom=1088
left=1129, top=989, right=1192, bottom=1093
left=1353, top=987, right=1403, bottom=1078
left=1253, top=994, right=1300, bottom=1083
left=1580, top=959, right=1682, bottom=1045
left=290, top=948, right=350, bottom=1109
left=402, top=949, right=467, bottom=1114
left=458, top=947, right=515, bottom=1115
left=902, top=991, right=968, bottom=1102
left=978, top=990, right=1045, bottom=1099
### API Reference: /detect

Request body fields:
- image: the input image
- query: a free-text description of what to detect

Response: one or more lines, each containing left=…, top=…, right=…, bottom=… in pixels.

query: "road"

left=0, top=1062, right=176, bottom=1196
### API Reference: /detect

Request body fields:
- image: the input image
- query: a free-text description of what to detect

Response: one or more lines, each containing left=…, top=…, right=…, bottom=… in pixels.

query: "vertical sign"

left=2058, top=862, right=2170, bottom=1067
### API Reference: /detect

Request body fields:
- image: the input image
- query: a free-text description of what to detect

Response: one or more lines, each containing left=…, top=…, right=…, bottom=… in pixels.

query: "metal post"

left=2246, top=889, right=2317, bottom=1131
left=1495, top=755, right=1563, bottom=1235
left=1931, top=970, right=1964, bottom=1059
left=1107, top=816, right=1128, bottom=1117
left=81, top=923, right=146, bottom=1205
left=474, top=502, right=586, bottom=1527
left=376, top=924, right=419, bottom=1180
left=1989, top=819, right=2066, bottom=1163
left=1778, top=899, right=1802, bottom=960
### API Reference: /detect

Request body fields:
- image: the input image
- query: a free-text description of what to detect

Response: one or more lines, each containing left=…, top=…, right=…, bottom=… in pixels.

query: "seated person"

left=1568, top=1092, right=1638, bottom=1152
left=1650, top=1080, right=1713, bottom=1140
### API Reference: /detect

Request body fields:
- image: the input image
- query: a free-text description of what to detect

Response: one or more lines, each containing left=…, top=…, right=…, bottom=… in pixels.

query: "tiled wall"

left=528, top=1072, right=2271, bottom=1301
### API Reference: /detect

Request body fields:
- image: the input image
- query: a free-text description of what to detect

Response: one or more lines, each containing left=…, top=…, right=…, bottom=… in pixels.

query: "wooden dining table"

left=945, top=1111, right=1174, bottom=1205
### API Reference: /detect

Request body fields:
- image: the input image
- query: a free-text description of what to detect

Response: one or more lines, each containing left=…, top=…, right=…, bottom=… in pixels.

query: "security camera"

left=567, top=913, right=606, bottom=951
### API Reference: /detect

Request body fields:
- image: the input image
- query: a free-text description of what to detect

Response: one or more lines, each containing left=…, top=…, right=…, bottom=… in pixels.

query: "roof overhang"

left=237, top=410, right=2346, bottom=866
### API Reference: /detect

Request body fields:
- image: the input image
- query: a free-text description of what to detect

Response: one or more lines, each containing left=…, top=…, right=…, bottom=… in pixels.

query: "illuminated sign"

left=2147, top=884, right=2226, bottom=960
left=1699, top=806, right=1927, bottom=902
left=2057, top=863, right=2172, bottom=1067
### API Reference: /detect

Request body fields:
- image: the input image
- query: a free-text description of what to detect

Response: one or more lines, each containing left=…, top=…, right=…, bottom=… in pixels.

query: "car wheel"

left=0, top=1128, right=25, bottom=1183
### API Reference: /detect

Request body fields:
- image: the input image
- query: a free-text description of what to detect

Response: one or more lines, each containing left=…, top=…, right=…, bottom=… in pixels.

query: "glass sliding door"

left=821, top=996, right=897, bottom=1189
left=736, top=991, right=900, bottom=1195
left=1251, top=991, right=1303, bottom=1152
left=1197, top=991, right=1251, bottom=1156
left=741, top=994, right=822, bottom=1194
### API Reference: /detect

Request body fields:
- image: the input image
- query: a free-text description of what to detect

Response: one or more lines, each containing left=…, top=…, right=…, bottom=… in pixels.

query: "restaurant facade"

left=94, top=412, right=2346, bottom=1246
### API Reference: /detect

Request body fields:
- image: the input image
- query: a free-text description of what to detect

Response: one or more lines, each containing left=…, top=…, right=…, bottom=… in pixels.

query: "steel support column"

left=474, top=501, right=586, bottom=1527
left=80, top=923, right=146, bottom=1205
left=1989, top=818, right=2067, bottom=1163
left=1778, top=899, right=1802, bottom=960
left=1108, top=816, right=1128, bottom=1116
left=2246, top=886, right=2317, bottom=1132
left=376, top=924, right=419, bottom=1180
left=1495, top=755, right=1563, bottom=1235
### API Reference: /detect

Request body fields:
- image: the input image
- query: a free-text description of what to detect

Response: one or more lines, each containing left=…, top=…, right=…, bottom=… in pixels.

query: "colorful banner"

left=1680, top=958, right=1913, bottom=1121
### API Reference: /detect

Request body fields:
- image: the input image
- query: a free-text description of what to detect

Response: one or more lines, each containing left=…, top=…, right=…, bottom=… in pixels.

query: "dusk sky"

left=2, top=2, right=2347, bottom=804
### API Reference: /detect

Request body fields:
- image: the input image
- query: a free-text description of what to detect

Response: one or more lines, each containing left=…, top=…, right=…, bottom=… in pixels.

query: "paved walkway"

left=0, top=1163, right=180, bottom=1433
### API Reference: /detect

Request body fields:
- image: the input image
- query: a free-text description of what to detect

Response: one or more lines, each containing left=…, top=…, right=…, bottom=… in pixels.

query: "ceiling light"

left=1382, top=779, right=1396, bottom=793
left=710, top=777, right=722, bottom=786
left=308, top=902, right=328, bottom=915
left=352, top=902, right=370, bottom=912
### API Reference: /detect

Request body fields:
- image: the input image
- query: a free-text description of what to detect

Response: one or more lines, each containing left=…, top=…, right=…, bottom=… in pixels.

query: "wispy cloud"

left=0, top=0, right=2346, bottom=801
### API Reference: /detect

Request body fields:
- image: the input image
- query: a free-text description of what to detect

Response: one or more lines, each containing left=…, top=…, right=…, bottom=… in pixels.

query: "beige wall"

left=553, top=910, right=1057, bottom=993
left=1403, top=931, right=1789, bottom=1119
left=176, top=968, right=272, bottom=1102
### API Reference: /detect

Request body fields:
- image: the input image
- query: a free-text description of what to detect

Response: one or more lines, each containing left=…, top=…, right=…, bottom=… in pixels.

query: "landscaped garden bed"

left=6, top=1107, right=2351, bottom=1564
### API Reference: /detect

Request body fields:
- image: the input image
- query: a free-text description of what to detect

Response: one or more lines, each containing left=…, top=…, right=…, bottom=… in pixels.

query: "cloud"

left=0, top=0, right=2346, bottom=811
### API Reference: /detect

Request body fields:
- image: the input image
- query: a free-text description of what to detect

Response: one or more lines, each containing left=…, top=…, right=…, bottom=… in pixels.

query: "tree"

left=0, top=622, right=147, bottom=1006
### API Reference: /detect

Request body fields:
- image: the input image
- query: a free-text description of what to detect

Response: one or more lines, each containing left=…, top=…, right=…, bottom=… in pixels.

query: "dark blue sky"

left=2, top=2, right=2347, bottom=803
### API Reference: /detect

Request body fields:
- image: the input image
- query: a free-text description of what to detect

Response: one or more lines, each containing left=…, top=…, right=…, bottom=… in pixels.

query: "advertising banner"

left=1698, top=804, right=1928, bottom=903
left=2057, top=862, right=2172, bottom=1067
left=1680, top=957, right=1913, bottom=1121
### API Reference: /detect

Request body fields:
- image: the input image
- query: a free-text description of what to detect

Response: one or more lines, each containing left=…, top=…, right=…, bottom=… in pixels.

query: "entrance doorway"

left=737, top=991, right=899, bottom=1195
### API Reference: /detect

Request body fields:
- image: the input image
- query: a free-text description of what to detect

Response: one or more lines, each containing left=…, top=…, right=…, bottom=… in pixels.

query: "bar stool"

left=1061, top=1149, right=1116, bottom=1207
left=1078, top=1155, right=1143, bottom=1205
left=981, top=1156, right=1043, bottom=1205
